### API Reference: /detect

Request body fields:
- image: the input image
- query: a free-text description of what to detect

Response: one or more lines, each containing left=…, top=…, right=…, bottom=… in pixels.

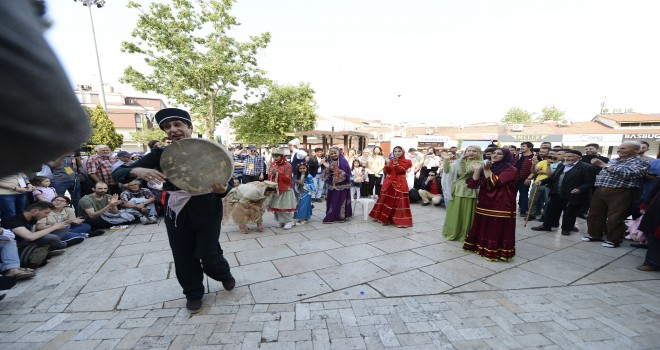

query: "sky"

left=45, top=0, right=660, bottom=125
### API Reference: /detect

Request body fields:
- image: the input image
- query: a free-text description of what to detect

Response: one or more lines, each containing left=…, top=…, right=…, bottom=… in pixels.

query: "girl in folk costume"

left=441, top=145, right=483, bottom=241
left=369, top=146, right=413, bottom=228
left=463, top=148, right=519, bottom=261
left=223, top=181, right=278, bottom=234
left=267, top=148, right=297, bottom=230
left=293, top=163, right=316, bottom=225
left=322, top=147, right=353, bottom=223
left=351, top=159, right=365, bottom=200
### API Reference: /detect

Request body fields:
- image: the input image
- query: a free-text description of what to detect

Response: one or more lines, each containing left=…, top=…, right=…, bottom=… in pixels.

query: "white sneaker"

left=283, top=222, right=295, bottom=230
left=148, top=216, right=158, bottom=224
left=139, top=216, right=149, bottom=225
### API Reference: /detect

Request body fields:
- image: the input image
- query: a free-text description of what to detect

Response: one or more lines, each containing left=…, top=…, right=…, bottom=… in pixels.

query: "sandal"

left=239, top=226, right=249, bottom=234
left=2, top=268, right=35, bottom=280
left=257, top=224, right=264, bottom=232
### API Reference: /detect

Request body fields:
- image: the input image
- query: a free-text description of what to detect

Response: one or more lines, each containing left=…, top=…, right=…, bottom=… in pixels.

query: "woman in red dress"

left=463, top=148, right=519, bottom=261
left=369, top=146, right=413, bottom=228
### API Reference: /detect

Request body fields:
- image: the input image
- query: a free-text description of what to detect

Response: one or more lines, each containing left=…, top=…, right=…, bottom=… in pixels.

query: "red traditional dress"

left=463, top=152, right=518, bottom=261
left=369, top=153, right=413, bottom=227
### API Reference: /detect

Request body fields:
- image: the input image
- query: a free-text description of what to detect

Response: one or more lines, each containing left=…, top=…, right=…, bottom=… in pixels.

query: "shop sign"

left=563, top=134, right=623, bottom=143
left=498, top=134, right=562, bottom=142
left=417, top=135, right=451, bottom=142
left=623, top=134, right=660, bottom=139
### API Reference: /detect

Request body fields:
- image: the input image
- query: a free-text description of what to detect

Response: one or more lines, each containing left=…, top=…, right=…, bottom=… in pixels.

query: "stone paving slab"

left=1, top=202, right=659, bottom=349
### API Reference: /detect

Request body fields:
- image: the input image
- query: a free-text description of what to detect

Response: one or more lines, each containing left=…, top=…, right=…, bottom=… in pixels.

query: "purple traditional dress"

left=322, top=147, right=353, bottom=223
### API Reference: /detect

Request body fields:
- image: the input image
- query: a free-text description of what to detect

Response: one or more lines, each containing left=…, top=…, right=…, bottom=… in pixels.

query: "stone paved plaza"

left=1, top=201, right=659, bottom=350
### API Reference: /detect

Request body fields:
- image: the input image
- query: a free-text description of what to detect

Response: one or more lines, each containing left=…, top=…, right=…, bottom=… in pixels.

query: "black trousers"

left=543, top=194, right=580, bottom=231
left=368, top=174, right=382, bottom=196
left=242, top=174, right=261, bottom=183
left=165, top=195, right=232, bottom=301
left=83, top=217, right=113, bottom=230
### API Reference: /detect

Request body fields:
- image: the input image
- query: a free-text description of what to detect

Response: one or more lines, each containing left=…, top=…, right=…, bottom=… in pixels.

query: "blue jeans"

left=63, top=223, right=92, bottom=239
left=528, top=183, right=549, bottom=217
left=313, top=174, right=325, bottom=199
left=52, top=180, right=81, bottom=215
left=0, top=194, right=26, bottom=222
left=0, top=240, right=20, bottom=271
left=127, top=198, right=157, bottom=217
left=516, top=179, right=530, bottom=215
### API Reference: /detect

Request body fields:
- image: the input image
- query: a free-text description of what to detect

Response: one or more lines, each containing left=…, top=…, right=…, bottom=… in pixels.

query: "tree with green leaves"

left=86, top=105, right=123, bottom=150
left=231, top=83, right=317, bottom=145
left=538, top=105, right=565, bottom=122
left=120, top=0, right=271, bottom=138
left=130, top=127, right=166, bottom=149
left=501, top=107, right=533, bottom=124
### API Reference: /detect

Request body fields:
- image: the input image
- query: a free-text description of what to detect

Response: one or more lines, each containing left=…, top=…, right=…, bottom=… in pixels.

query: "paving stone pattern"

left=1, top=202, right=659, bottom=349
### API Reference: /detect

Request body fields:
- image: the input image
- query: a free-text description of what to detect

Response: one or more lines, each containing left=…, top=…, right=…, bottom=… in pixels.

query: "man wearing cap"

left=242, top=145, right=265, bottom=184
left=531, top=150, right=596, bottom=235
left=112, top=108, right=235, bottom=313
left=111, top=151, right=132, bottom=172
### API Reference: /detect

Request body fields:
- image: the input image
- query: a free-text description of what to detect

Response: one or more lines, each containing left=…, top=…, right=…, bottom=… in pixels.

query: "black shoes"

left=531, top=225, right=552, bottom=232
left=186, top=299, right=202, bottom=313
left=571, top=227, right=579, bottom=232
left=88, top=229, right=105, bottom=237
left=561, top=230, right=571, bottom=236
left=63, top=237, right=85, bottom=247
left=222, top=277, right=236, bottom=291
left=631, top=243, right=648, bottom=249
left=421, top=202, right=430, bottom=206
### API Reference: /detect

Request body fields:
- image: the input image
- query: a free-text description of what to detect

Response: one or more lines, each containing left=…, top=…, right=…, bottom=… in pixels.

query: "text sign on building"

left=499, top=134, right=562, bottom=142
left=417, top=135, right=451, bottom=142
left=623, top=134, right=660, bottom=139
left=562, top=134, right=624, bottom=143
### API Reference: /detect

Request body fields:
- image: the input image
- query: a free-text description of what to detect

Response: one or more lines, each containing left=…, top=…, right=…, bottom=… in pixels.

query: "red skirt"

left=369, top=187, right=412, bottom=228
left=463, top=213, right=516, bottom=261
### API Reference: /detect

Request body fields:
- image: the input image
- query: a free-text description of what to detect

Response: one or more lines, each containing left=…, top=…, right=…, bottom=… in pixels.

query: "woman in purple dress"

left=322, top=147, right=353, bottom=223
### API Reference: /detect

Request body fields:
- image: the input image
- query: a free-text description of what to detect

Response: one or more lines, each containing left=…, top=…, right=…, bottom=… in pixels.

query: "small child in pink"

left=31, top=176, right=58, bottom=202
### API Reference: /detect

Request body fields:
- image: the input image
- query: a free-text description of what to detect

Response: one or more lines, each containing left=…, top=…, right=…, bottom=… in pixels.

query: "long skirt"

left=293, top=191, right=313, bottom=221
left=463, top=214, right=516, bottom=261
left=442, top=196, right=477, bottom=241
left=324, top=188, right=352, bottom=223
left=369, top=186, right=412, bottom=227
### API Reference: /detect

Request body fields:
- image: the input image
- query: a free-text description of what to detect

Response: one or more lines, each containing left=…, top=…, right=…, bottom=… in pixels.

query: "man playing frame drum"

left=113, top=108, right=234, bottom=314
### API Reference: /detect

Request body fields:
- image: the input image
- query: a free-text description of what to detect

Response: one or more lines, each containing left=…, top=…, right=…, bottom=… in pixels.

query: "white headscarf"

left=441, top=146, right=483, bottom=201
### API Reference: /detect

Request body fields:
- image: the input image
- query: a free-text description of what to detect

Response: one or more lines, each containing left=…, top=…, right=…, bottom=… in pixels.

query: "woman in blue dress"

left=294, top=163, right=316, bottom=225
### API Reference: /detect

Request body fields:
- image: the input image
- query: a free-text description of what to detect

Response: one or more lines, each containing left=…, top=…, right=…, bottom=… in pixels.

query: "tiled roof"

left=595, top=113, right=660, bottom=123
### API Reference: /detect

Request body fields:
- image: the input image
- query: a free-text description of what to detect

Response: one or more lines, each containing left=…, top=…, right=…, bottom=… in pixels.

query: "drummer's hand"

left=259, top=173, right=264, bottom=180
left=211, top=182, right=229, bottom=194
left=132, top=167, right=166, bottom=184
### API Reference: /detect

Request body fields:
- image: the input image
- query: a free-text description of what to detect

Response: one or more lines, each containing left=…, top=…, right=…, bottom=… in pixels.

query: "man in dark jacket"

left=112, top=108, right=234, bottom=314
left=418, top=171, right=444, bottom=206
left=531, top=150, right=596, bottom=235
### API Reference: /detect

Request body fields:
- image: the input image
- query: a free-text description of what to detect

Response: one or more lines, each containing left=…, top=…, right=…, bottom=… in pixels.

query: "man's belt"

left=599, top=187, right=631, bottom=192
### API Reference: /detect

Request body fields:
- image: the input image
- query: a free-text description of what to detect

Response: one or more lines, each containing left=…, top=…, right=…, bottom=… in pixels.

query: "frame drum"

left=160, top=138, right=234, bottom=193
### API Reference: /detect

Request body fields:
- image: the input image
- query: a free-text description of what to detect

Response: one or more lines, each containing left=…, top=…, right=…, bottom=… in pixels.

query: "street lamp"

left=74, top=0, right=107, bottom=111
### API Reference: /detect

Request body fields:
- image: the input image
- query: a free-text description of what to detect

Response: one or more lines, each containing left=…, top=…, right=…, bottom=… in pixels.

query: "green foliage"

left=121, top=0, right=271, bottom=138
left=231, top=83, right=318, bottom=146
left=130, top=127, right=166, bottom=146
left=538, top=105, right=565, bottom=122
left=86, top=105, right=123, bottom=150
left=501, top=107, right=533, bottom=124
